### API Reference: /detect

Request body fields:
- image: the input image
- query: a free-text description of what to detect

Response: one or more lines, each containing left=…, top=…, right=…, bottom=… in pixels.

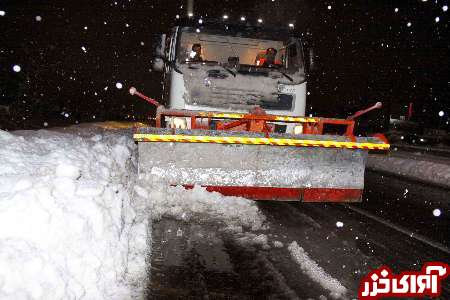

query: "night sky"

left=0, top=0, right=449, bottom=130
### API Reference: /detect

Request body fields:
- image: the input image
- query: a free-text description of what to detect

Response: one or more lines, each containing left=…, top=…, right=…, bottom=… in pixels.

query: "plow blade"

left=135, top=128, right=389, bottom=202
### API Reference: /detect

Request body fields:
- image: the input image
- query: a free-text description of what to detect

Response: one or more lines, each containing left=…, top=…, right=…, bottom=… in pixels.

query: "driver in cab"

left=189, top=43, right=203, bottom=62
left=255, top=48, right=281, bottom=67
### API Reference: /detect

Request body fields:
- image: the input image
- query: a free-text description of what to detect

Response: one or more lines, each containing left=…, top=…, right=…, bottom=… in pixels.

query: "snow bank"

left=0, top=120, right=284, bottom=300
left=0, top=124, right=269, bottom=299
left=0, top=128, right=148, bottom=299
left=367, top=152, right=450, bottom=187
left=288, top=242, right=347, bottom=299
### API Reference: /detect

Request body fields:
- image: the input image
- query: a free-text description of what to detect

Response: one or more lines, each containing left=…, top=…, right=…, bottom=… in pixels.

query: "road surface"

left=147, top=171, right=450, bottom=299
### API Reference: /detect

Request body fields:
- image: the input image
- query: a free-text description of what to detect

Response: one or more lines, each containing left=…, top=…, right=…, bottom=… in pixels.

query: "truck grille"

left=260, top=94, right=293, bottom=111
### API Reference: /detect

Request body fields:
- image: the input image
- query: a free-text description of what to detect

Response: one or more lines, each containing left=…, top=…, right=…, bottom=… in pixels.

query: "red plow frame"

left=131, top=87, right=389, bottom=202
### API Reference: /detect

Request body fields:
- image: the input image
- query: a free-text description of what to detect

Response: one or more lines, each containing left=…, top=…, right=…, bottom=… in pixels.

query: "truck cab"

left=153, top=19, right=311, bottom=133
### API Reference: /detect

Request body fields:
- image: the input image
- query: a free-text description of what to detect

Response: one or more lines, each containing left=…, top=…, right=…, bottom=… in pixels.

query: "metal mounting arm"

left=347, top=102, right=382, bottom=120
left=129, top=87, right=162, bottom=108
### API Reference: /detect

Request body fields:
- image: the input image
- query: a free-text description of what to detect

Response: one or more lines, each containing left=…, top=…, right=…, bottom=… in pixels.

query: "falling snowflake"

left=435, top=17, right=440, bottom=23
left=115, top=82, right=123, bottom=89
left=433, top=209, right=441, bottom=217
left=12, top=65, right=21, bottom=72
left=336, top=221, right=344, bottom=228
left=43, top=122, right=48, bottom=127
left=35, top=16, right=42, bottom=22
left=443, top=5, right=448, bottom=12
left=439, top=111, right=444, bottom=117
left=394, top=8, right=399, bottom=13
left=0, top=10, right=6, bottom=16
left=407, top=22, right=412, bottom=27
left=81, top=46, right=87, bottom=53
left=327, top=5, right=332, bottom=10
left=403, top=188, right=408, bottom=196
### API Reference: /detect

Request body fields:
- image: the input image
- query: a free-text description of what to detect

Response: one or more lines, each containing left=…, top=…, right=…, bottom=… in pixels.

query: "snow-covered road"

left=148, top=171, right=449, bottom=299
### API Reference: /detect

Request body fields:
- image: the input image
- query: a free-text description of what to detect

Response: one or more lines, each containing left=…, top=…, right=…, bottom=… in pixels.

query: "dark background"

left=0, top=0, right=448, bottom=131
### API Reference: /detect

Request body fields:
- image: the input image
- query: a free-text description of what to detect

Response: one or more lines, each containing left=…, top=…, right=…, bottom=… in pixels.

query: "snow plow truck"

left=131, top=18, right=389, bottom=202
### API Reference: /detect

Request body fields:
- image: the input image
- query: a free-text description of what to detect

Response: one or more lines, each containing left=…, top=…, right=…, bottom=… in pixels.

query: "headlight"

left=294, top=124, right=303, bottom=135
left=170, top=117, right=187, bottom=129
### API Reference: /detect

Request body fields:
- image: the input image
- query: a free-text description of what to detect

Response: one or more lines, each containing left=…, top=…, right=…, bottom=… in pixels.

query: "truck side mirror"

left=152, top=58, right=165, bottom=72
left=305, top=47, right=316, bottom=73
left=152, top=34, right=168, bottom=72
left=306, top=47, right=316, bottom=73
left=152, top=33, right=167, bottom=58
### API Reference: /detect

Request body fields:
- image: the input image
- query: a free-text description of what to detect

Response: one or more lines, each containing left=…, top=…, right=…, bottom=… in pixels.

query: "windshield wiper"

left=188, top=61, right=237, bottom=77
left=278, top=71, right=293, bottom=82
left=276, top=71, right=308, bottom=85
left=220, top=65, right=236, bottom=77
left=208, top=61, right=236, bottom=77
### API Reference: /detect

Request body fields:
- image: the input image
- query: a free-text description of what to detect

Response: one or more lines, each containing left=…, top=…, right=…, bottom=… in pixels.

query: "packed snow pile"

left=0, top=127, right=149, bottom=299
left=0, top=124, right=270, bottom=299
left=367, top=152, right=450, bottom=187
left=134, top=177, right=267, bottom=233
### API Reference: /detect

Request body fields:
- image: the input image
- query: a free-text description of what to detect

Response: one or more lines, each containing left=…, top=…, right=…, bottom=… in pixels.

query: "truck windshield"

left=176, top=26, right=304, bottom=74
